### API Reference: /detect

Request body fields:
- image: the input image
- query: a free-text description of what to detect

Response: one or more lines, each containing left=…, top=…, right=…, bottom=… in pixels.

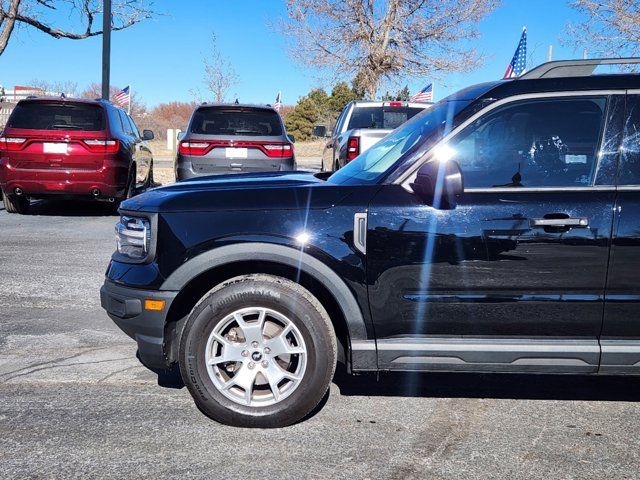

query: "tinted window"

left=190, top=108, right=283, bottom=136
left=447, top=97, right=606, bottom=188
left=8, top=102, right=105, bottom=131
left=347, top=106, right=424, bottom=130
left=127, top=115, right=140, bottom=138
left=619, top=95, right=640, bottom=185
left=118, top=110, right=133, bottom=135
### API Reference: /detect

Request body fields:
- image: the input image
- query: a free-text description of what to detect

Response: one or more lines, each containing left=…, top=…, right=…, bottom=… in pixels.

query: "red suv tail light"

left=179, top=141, right=211, bottom=156
left=0, top=137, right=27, bottom=152
left=263, top=143, right=293, bottom=158
left=83, top=139, right=119, bottom=154
left=347, top=136, right=360, bottom=161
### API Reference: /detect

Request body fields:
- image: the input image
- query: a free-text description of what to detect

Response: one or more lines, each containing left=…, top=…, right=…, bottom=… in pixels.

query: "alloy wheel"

left=205, top=307, right=307, bottom=407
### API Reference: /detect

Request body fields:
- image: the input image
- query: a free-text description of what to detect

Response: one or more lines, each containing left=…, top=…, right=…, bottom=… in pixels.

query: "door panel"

left=601, top=94, right=640, bottom=373
left=368, top=186, right=613, bottom=337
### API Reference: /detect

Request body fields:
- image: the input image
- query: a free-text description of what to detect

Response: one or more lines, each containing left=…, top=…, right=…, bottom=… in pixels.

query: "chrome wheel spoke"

left=207, top=336, right=246, bottom=365
left=266, top=325, right=305, bottom=357
left=234, top=310, right=266, bottom=345
left=232, top=366, right=258, bottom=405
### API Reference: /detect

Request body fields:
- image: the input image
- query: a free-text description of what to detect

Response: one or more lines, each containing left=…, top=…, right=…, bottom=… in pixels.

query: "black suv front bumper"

left=100, top=280, right=178, bottom=369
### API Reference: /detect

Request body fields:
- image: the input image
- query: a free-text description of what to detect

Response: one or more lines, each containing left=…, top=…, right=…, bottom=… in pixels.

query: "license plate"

left=43, top=143, right=68, bottom=154
left=225, top=147, right=247, bottom=158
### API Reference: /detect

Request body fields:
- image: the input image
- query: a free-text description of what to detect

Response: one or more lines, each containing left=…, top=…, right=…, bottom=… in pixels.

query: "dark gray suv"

left=175, top=104, right=295, bottom=180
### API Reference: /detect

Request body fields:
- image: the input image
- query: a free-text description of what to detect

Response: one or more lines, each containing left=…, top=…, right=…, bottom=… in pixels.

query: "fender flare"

left=160, top=242, right=368, bottom=342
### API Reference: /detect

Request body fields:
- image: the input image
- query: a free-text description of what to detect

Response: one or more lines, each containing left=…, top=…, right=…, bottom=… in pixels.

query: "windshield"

left=190, top=108, right=283, bottom=136
left=347, top=106, right=425, bottom=130
left=328, top=99, right=473, bottom=185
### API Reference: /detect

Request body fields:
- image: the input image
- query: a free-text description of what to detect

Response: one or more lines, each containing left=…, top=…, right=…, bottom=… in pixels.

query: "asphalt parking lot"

left=2, top=197, right=640, bottom=479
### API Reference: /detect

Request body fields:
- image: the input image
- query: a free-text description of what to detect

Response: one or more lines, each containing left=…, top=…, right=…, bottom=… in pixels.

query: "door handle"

left=530, top=217, right=589, bottom=228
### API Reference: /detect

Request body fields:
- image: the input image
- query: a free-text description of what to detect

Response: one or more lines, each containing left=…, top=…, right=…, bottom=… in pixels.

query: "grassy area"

left=148, top=139, right=173, bottom=158
left=294, top=139, right=324, bottom=157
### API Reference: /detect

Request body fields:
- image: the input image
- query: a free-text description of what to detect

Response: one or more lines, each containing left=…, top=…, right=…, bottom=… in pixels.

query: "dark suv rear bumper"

left=100, top=280, right=178, bottom=369
left=175, top=155, right=296, bottom=181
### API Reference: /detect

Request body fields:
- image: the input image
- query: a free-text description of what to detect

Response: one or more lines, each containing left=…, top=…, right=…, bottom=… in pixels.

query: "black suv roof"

left=453, top=58, right=640, bottom=105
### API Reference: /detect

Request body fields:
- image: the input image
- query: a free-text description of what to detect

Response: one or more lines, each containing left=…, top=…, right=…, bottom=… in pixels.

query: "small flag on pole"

left=274, top=91, right=282, bottom=112
left=113, top=85, right=131, bottom=110
left=410, top=83, right=433, bottom=103
left=503, top=27, right=527, bottom=79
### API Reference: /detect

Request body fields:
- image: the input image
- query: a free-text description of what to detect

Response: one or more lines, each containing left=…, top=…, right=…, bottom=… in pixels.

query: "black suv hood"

left=121, top=171, right=353, bottom=213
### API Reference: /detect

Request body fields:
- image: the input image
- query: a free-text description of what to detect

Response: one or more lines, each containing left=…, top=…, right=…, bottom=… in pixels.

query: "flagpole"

left=128, top=84, right=132, bottom=115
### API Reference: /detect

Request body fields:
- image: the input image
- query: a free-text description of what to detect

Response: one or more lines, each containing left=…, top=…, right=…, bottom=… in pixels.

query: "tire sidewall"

left=180, top=277, right=336, bottom=427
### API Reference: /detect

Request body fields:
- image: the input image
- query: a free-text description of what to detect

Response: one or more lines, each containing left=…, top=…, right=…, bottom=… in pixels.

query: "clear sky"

left=0, top=0, right=587, bottom=107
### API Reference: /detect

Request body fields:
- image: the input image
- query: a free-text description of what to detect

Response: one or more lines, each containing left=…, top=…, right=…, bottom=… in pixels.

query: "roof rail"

left=520, top=57, right=640, bottom=79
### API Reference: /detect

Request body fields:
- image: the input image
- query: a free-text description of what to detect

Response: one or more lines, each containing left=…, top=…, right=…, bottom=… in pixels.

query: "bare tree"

left=201, top=33, right=239, bottom=103
left=81, top=82, right=146, bottom=117
left=0, top=0, right=154, bottom=56
left=277, top=0, right=500, bottom=99
left=566, top=0, right=640, bottom=58
left=29, top=79, right=79, bottom=96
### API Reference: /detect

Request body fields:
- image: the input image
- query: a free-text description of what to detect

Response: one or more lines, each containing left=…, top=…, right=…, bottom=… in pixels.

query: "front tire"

left=179, top=274, right=337, bottom=428
left=2, top=190, right=29, bottom=214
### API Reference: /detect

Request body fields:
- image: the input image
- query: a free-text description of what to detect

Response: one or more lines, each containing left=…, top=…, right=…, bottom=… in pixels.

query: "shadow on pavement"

left=23, top=199, right=118, bottom=217
left=333, top=369, right=640, bottom=402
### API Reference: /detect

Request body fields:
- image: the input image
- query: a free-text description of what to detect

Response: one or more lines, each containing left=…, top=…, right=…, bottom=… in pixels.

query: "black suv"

left=175, top=103, right=295, bottom=180
left=101, top=59, right=640, bottom=428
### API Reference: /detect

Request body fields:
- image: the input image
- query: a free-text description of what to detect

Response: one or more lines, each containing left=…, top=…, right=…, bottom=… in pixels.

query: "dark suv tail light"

left=83, top=139, right=119, bottom=154
left=179, top=141, right=210, bottom=156
left=179, top=141, right=294, bottom=158
left=263, top=143, right=293, bottom=158
left=0, top=137, right=27, bottom=152
left=347, top=136, right=360, bottom=161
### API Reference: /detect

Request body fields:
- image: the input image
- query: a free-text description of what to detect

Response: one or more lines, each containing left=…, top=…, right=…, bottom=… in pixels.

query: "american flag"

left=112, top=86, right=131, bottom=109
left=503, top=27, right=527, bottom=79
left=274, top=91, right=282, bottom=112
left=410, top=83, right=433, bottom=103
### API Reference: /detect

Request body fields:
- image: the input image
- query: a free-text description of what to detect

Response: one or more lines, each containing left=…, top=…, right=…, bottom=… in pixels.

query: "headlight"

left=115, top=216, right=151, bottom=260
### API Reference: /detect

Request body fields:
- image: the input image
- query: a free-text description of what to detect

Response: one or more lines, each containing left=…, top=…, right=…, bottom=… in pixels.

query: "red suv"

left=0, top=97, right=154, bottom=214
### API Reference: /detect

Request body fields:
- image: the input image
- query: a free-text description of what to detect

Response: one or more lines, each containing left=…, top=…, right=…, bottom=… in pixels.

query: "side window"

left=444, top=97, right=607, bottom=188
left=118, top=110, right=133, bottom=135
left=127, top=115, right=140, bottom=139
left=619, top=95, right=640, bottom=185
left=334, top=106, right=349, bottom=135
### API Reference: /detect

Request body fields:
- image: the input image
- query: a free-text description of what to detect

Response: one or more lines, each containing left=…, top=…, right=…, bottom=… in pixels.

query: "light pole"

left=101, top=0, right=111, bottom=100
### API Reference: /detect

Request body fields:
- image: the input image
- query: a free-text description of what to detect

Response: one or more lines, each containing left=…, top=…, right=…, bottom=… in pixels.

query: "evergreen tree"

left=285, top=95, right=321, bottom=141
left=397, top=85, right=411, bottom=101
left=329, top=82, right=358, bottom=113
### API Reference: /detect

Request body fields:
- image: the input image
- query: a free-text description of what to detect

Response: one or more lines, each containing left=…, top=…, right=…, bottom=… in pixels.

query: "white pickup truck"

left=315, top=100, right=431, bottom=172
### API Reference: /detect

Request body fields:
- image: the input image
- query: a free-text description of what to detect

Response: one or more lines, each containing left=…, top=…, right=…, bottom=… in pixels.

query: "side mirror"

left=288, top=134, right=296, bottom=143
left=410, top=160, right=463, bottom=209
left=142, top=129, right=154, bottom=141
left=312, top=125, right=327, bottom=138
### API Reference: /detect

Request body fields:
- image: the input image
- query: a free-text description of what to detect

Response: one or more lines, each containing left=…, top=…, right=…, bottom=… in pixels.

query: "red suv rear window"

left=7, top=102, right=105, bottom=131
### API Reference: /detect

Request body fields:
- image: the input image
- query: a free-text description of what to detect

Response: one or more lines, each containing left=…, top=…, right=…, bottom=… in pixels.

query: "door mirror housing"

left=142, top=129, right=154, bottom=141
left=312, top=125, right=327, bottom=138
left=410, top=160, right=464, bottom=209
left=288, top=134, right=296, bottom=143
